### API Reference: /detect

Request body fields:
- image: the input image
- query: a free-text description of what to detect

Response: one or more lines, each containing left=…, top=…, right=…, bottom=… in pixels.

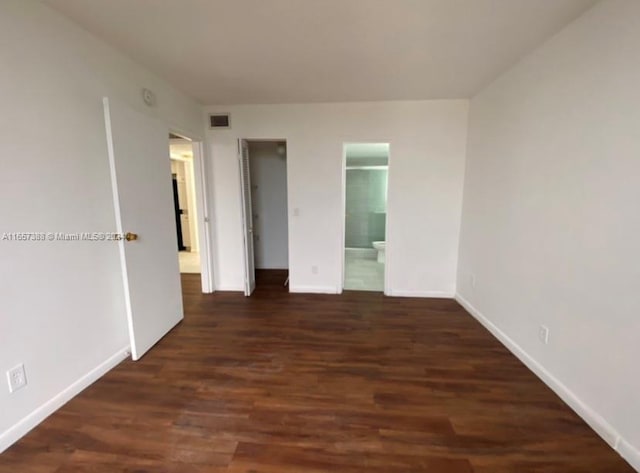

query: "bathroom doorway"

left=342, top=143, right=389, bottom=292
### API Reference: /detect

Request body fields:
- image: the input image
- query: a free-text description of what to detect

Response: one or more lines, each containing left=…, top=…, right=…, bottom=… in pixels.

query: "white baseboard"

left=289, top=285, right=340, bottom=294
left=387, top=289, right=454, bottom=298
left=217, top=284, right=341, bottom=295
left=0, top=346, right=130, bottom=453
left=619, top=438, right=640, bottom=471
left=455, top=293, right=638, bottom=472
left=215, top=284, right=244, bottom=291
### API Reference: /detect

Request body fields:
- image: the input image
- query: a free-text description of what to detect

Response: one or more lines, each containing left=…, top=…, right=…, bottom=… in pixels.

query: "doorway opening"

left=238, top=139, right=289, bottom=295
left=169, top=133, right=212, bottom=292
left=342, top=143, right=389, bottom=292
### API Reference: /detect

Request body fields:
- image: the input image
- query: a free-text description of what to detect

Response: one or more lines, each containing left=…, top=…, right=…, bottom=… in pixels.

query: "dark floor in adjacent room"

left=0, top=271, right=633, bottom=472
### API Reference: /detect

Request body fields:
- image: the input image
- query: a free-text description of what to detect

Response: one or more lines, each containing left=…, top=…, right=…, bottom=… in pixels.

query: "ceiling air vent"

left=209, top=113, right=231, bottom=129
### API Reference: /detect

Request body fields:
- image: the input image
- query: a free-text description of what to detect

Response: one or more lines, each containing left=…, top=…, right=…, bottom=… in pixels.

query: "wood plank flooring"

left=1, top=270, right=633, bottom=472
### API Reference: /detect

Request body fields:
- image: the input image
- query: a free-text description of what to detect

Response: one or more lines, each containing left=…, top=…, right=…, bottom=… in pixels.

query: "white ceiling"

left=44, top=0, right=598, bottom=105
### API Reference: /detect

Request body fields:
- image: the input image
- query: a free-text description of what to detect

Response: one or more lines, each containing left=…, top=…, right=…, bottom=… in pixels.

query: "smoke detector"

left=142, top=88, right=156, bottom=107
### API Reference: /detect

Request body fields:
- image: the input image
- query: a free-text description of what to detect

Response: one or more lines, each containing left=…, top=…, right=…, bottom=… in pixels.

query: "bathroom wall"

left=345, top=168, right=388, bottom=248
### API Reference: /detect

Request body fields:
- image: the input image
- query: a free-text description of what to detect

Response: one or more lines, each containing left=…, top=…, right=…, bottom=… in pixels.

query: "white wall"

left=0, top=0, right=202, bottom=451
left=184, top=158, right=200, bottom=253
left=206, top=101, right=468, bottom=294
left=457, top=0, right=640, bottom=469
left=249, top=142, right=289, bottom=270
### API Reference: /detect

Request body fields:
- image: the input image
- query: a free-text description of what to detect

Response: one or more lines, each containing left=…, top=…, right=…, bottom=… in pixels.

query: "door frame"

left=238, top=138, right=255, bottom=296
left=169, top=130, right=215, bottom=294
left=340, top=142, right=391, bottom=295
left=237, top=138, right=290, bottom=295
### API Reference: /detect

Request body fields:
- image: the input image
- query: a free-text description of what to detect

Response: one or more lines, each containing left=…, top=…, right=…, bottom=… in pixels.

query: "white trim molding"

left=289, top=285, right=341, bottom=294
left=387, top=289, right=455, bottom=299
left=215, top=284, right=245, bottom=292
left=0, top=346, right=130, bottom=453
left=618, top=438, right=640, bottom=472
left=455, top=293, right=639, bottom=472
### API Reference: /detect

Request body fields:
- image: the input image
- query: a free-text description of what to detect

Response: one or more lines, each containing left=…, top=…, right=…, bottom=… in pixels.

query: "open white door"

left=103, top=97, right=183, bottom=360
left=238, top=139, right=256, bottom=296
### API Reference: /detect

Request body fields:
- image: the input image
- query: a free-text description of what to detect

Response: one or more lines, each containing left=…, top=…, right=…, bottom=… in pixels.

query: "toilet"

left=372, top=241, right=386, bottom=263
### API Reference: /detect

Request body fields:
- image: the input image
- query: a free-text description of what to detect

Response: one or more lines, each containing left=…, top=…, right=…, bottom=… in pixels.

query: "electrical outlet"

left=538, top=325, right=550, bottom=345
left=7, top=364, right=27, bottom=393
left=311, top=265, right=318, bottom=275
left=470, top=273, right=476, bottom=288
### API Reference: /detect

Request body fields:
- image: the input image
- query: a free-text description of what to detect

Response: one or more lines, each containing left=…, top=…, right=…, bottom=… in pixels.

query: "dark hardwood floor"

left=1, top=270, right=633, bottom=472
